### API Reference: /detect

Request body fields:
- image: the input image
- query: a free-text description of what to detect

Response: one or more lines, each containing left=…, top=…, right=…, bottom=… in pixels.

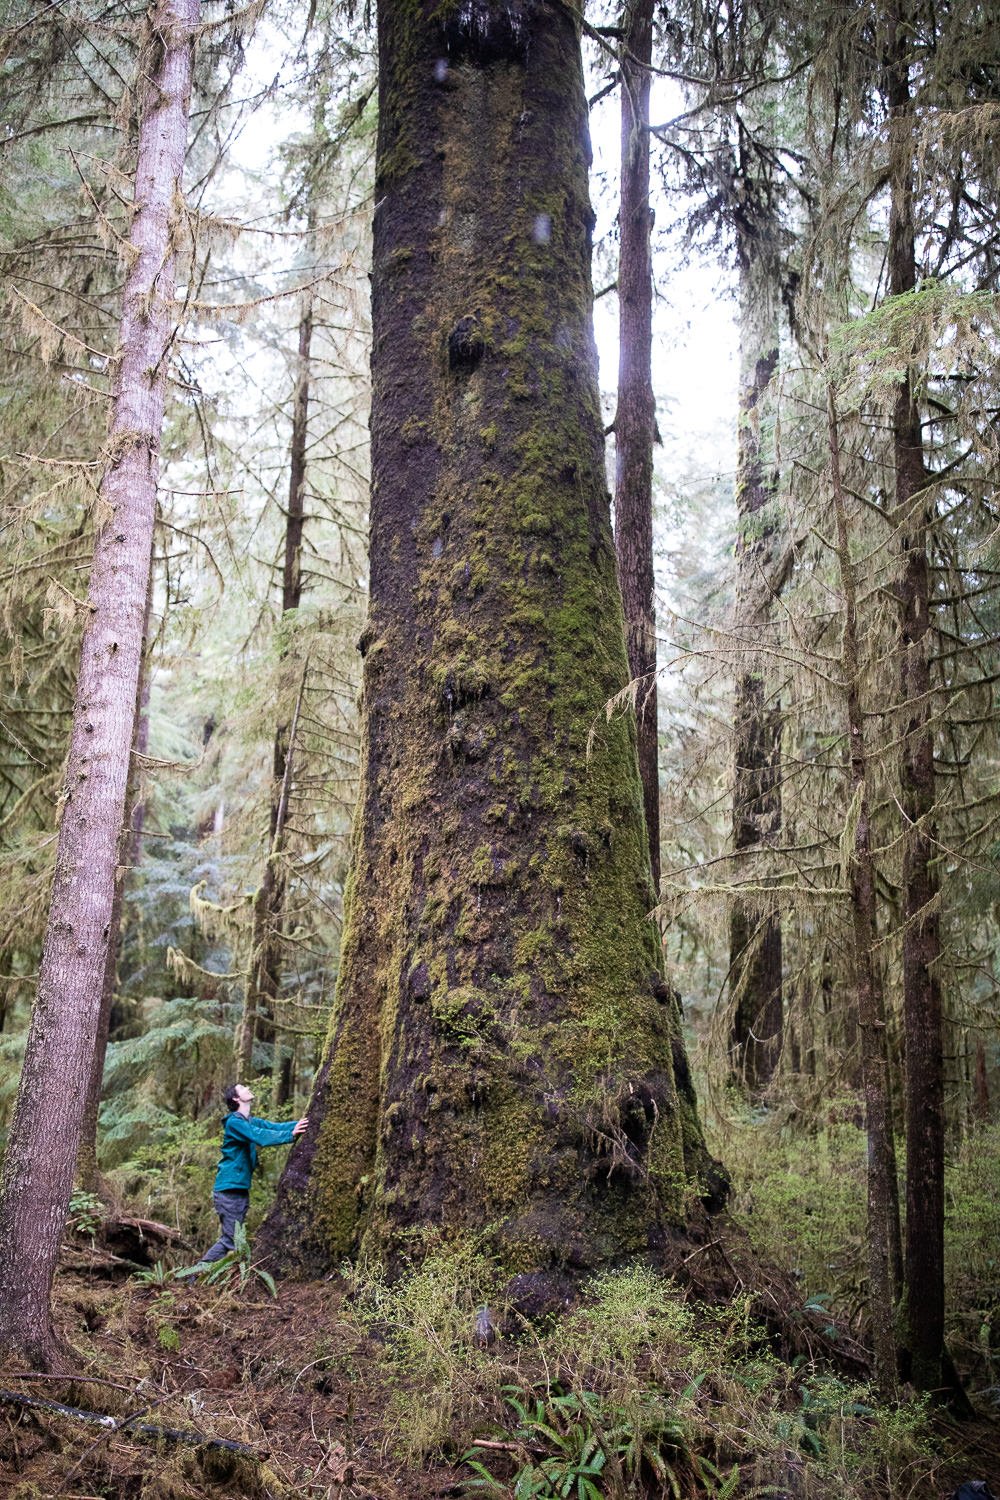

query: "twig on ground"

left=6, top=1371, right=137, bottom=1394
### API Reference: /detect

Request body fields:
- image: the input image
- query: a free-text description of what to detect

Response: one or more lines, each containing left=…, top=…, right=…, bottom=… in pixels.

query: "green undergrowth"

left=943, top=1122, right=1000, bottom=1391
left=341, top=1247, right=941, bottom=1498
left=109, top=1118, right=220, bottom=1246
left=720, top=1105, right=869, bottom=1328
left=717, top=1105, right=1000, bottom=1400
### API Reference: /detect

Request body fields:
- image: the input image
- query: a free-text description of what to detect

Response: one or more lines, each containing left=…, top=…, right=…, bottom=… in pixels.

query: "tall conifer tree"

left=0, top=0, right=199, bottom=1365
left=614, top=0, right=659, bottom=889
left=883, top=0, right=946, bottom=1395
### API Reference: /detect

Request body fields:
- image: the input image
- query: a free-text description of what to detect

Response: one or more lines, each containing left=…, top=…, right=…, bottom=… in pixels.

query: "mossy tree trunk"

left=729, top=240, right=782, bottom=1095
left=261, top=0, right=722, bottom=1280
left=828, top=386, right=903, bottom=1394
left=885, top=4, right=947, bottom=1397
left=614, top=0, right=659, bottom=891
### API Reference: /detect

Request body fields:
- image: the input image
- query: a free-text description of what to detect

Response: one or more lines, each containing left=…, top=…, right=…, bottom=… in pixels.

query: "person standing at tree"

left=193, top=1084, right=308, bottom=1266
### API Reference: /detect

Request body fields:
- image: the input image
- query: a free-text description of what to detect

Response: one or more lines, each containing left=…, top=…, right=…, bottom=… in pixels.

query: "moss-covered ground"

left=4, top=1118, right=998, bottom=1498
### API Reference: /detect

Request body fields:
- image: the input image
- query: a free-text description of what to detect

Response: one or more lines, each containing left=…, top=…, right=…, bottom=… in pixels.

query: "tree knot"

left=448, top=315, right=487, bottom=375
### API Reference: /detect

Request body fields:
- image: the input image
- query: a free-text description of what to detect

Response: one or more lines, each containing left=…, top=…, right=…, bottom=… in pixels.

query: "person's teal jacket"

left=212, top=1112, right=297, bottom=1193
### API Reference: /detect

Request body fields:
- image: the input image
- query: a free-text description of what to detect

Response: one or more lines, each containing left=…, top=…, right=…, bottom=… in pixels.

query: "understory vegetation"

left=6, top=1111, right=997, bottom=1497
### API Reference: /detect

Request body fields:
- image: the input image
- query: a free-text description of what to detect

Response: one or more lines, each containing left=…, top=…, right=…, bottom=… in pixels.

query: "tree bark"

left=76, top=579, right=153, bottom=1195
left=240, top=293, right=314, bottom=1092
left=0, top=0, right=197, bottom=1367
left=828, top=386, right=903, bottom=1394
left=613, top=0, right=659, bottom=890
left=0, top=950, right=10, bottom=1034
left=728, top=235, right=782, bottom=1094
left=260, top=0, right=722, bottom=1280
left=885, top=3, right=947, bottom=1397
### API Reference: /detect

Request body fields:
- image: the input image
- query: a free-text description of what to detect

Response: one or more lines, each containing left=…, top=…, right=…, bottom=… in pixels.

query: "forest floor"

left=0, top=1262, right=458, bottom=1499
left=1, top=1244, right=999, bottom=1500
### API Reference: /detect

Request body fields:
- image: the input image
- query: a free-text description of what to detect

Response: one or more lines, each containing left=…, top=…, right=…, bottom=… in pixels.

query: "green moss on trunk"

left=263, top=0, right=721, bottom=1279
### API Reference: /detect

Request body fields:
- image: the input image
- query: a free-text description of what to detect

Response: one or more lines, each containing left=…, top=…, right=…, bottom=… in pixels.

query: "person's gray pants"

left=202, top=1189, right=249, bottom=1262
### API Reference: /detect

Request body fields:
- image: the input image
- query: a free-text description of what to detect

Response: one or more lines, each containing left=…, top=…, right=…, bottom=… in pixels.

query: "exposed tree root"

left=658, top=1209, right=871, bottom=1377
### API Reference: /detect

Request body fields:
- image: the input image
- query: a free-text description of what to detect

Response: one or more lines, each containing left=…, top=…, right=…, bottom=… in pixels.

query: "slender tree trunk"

left=239, top=295, right=314, bottom=1086
left=0, top=951, right=10, bottom=1034
left=260, top=0, right=722, bottom=1280
left=729, top=243, right=782, bottom=1093
left=281, top=296, right=312, bottom=622
left=76, top=579, right=153, bottom=1195
left=828, top=386, right=902, bottom=1394
left=236, top=661, right=309, bottom=1079
left=885, top=5, right=947, bottom=1396
left=0, top=0, right=197, bottom=1367
left=614, top=0, right=659, bottom=889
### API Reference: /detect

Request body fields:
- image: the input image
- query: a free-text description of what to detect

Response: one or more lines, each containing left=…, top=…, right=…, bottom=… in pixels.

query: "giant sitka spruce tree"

left=262, top=0, right=722, bottom=1278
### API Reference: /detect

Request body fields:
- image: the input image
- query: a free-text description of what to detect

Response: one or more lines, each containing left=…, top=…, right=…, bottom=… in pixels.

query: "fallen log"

left=0, top=1389, right=265, bottom=1458
left=116, top=1216, right=186, bottom=1242
left=102, top=1215, right=192, bottom=1264
left=61, top=1214, right=193, bottom=1274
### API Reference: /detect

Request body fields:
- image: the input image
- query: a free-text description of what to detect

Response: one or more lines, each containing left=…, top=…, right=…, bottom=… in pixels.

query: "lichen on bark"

left=261, top=0, right=721, bottom=1281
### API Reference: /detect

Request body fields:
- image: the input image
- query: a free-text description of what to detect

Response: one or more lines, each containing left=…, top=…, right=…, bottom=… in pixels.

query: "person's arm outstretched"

left=225, top=1113, right=309, bottom=1148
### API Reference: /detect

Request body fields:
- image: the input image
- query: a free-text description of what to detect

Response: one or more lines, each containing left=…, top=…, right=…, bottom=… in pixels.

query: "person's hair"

left=223, top=1083, right=241, bottom=1112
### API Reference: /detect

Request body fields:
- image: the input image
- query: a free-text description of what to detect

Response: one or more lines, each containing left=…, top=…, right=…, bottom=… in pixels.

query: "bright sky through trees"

left=205, top=20, right=739, bottom=620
